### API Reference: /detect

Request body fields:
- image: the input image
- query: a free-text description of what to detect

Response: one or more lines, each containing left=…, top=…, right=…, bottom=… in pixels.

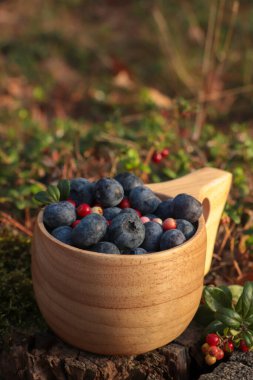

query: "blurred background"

left=0, top=0, right=253, bottom=337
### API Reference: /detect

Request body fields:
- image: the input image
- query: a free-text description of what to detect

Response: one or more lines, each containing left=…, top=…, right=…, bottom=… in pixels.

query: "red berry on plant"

left=223, top=341, right=234, bottom=353
left=119, top=198, right=131, bottom=208
left=239, top=340, right=249, bottom=352
left=205, top=354, right=216, bottom=366
left=77, top=203, right=92, bottom=218
left=206, top=333, right=220, bottom=347
left=67, top=198, right=76, bottom=207
left=72, top=220, right=81, bottom=228
left=163, top=218, right=177, bottom=231
left=161, top=148, right=170, bottom=158
left=201, top=343, right=210, bottom=355
left=208, top=346, right=219, bottom=357
left=152, top=152, right=163, bottom=164
left=215, top=348, right=224, bottom=360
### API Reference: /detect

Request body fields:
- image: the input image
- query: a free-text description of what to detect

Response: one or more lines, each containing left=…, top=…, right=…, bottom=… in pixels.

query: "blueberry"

left=51, top=226, right=72, bottom=245
left=176, top=219, right=196, bottom=239
left=114, top=172, right=143, bottom=195
left=122, top=247, right=147, bottom=255
left=103, top=207, right=121, bottom=220
left=144, top=214, right=157, bottom=220
left=160, top=229, right=186, bottom=250
left=70, top=178, right=95, bottom=206
left=108, top=213, right=145, bottom=250
left=90, top=242, right=120, bottom=254
left=141, top=222, right=163, bottom=252
left=43, top=201, right=76, bottom=229
left=95, top=178, right=124, bottom=207
left=120, top=208, right=139, bottom=217
left=71, top=214, right=107, bottom=248
left=172, top=194, right=203, bottom=223
left=129, top=186, right=161, bottom=215
left=155, top=199, right=174, bottom=220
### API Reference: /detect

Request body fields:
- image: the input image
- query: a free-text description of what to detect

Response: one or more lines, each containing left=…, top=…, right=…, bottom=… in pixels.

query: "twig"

left=233, top=259, right=243, bottom=279
left=0, top=211, right=33, bottom=237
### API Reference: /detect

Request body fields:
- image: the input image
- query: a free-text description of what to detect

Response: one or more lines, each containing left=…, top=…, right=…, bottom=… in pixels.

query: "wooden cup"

left=31, top=167, right=232, bottom=355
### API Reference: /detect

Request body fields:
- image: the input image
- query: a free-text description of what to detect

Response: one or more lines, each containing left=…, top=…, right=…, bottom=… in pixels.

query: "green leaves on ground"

left=195, top=282, right=253, bottom=348
left=34, top=179, right=70, bottom=205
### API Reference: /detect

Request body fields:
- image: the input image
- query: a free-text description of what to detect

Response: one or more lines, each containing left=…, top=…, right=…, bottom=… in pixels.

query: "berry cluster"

left=152, top=148, right=170, bottom=164
left=36, top=173, right=203, bottom=254
left=202, top=333, right=250, bottom=366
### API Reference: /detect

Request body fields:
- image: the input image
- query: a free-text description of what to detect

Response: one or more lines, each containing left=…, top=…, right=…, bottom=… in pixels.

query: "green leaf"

left=194, top=304, right=215, bottom=326
left=215, top=307, right=242, bottom=328
left=236, top=282, right=253, bottom=319
left=242, top=331, right=253, bottom=348
left=218, top=286, right=233, bottom=306
left=57, top=179, right=70, bottom=201
left=47, top=185, right=60, bottom=202
left=229, top=285, right=243, bottom=304
left=245, top=314, right=253, bottom=326
left=33, top=191, right=52, bottom=205
left=203, top=320, right=225, bottom=336
left=203, top=286, right=232, bottom=312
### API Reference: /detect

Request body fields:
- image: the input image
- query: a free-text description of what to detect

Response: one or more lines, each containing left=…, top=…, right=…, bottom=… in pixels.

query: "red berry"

left=201, top=343, right=210, bottom=354
left=77, top=203, right=92, bottom=218
left=67, top=198, right=76, bottom=207
left=161, top=148, right=170, bottom=158
left=215, top=348, right=224, bottom=360
left=107, top=220, right=112, bottom=226
left=223, top=341, right=234, bottom=353
left=206, top=333, right=220, bottom=347
left=152, top=152, right=163, bottom=164
left=239, top=340, right=249, bottom=352
left=134, top=209, right=142, bottom=217
left=208, top=346, right=219, bottom=357
left=119, top=198, right=131, bottom=208
left=140, top=216, right=150, bottom=224
left=163, top=218, right=177, bottom=231
left=205, top=354, right=216, bottom=366
left=72, top=220, right=81, bottom=228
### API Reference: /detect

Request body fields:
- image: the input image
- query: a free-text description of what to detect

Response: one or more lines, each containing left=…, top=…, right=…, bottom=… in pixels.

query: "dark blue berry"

left=141, top=222, right=163, bottom=252
left=176, top=219, right=195, bottom=239
left=155, top=199, right=174, bottom=220
left=95, top=178, right=124, bottom=207
left=43, top=201, right=76, bottom=229
left=71, top=214, right=107, bottom=248
left=108, top=213, right=145, bottom=250
left=103, top=207, right=121, bottom=220
left=160, top=229, right=186, bottom=250
left=129, top=186, right=161, bottom=215
left=51, top=226, right=72, bottom=245
left=90, top=242, right=120, bottom=254
left=70, top=178, right=95, bottom=206
left=123, top=247, right=147, bottom=255
left=120, top=208, right=139, bottom=217
left=114, top=172, right=143, bottom=195
left=172, top=194, right=203, bottom=223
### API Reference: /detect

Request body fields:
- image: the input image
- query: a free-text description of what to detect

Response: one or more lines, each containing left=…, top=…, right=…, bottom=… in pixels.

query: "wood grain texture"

left=148, top=167, right=232, bottom=275
left=31, top=168, right=231, bottom=355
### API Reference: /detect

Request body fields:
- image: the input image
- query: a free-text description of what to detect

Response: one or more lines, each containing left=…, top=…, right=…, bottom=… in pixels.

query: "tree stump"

left=0, top=322, right=204, bottom=380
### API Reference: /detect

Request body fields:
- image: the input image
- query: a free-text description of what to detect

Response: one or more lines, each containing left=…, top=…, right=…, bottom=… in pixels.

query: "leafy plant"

left=34, top=179, right=70, bottom=205
left=195, top=283, right=253, bottom=350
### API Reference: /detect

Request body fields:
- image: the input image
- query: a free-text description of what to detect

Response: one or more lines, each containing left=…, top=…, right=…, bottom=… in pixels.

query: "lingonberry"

left=163, top=218, right=177, bottom=231
left=140, top=216, right=150, bottom=224
left=223, top=341, right=234, bottom=353
left=205, top=354, right=216, bottom=366
left=119, top=198, right=131, bottom=208
left=67, top=198, right=76, bottom=207
left=107, top=220, right=112, bottom=225
left=134, top=209, right=142, bottom=217
left=72, top=220, right=81, bottom=228
left=152, top=152, right=163, bottom=164
left=91, top=206, right=103, bottom=215
left=215, top=348, right=224, bottom=360
left=152, top=217, right=163, bottom=225
left=77, top=203, right=92, bottom=218
left=206, top=333, right=220, bottom=346
left=161, top=148, right=170, bottom=158
left=208, top=346, right=219, bottom=357
left=201, top=343, right=210, bottom=355
left=239, top=340, right=249, bottom=352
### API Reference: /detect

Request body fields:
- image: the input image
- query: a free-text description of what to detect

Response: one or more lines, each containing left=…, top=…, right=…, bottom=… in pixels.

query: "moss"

left=0, top=229, right=46, bottom=342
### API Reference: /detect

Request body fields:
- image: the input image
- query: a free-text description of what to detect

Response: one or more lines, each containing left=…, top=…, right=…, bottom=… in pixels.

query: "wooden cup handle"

left=147, top=167, right=232, bottom=275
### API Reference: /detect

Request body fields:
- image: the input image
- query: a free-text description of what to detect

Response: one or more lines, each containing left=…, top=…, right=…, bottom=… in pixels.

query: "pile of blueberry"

left=41, top=173, right=203, bottom=254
